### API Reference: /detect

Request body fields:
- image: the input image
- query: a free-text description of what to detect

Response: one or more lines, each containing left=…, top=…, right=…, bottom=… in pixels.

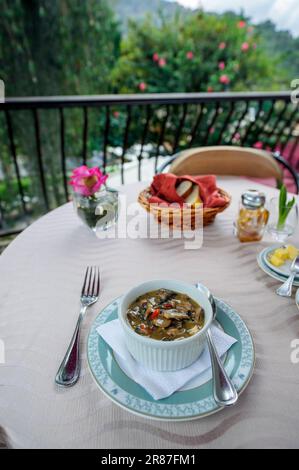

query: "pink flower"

left=241, top=42, right=250, bottom=52
left=138, top=82, right=147, bottom=91
left=219, top=74, right=230, bottom=85
left=69, top=166, right=108, bottom=197
left=252, top=43, right=257, bottom=49
left=153, top=53, right=159, bottom=62
left=234, top=133, right=241, bottom=141
left=218, top=42, right=226, bottom=50
left=186, top=51, right=194, bottom=60
left=158, top=58, right=166, bottom=67
left=237, top=20, right=246, bottom=28
left=207, top=86, right=214, bottom=92
left=254, top=141, right=263, bottom=149
left=113, top=111, right=119, bottom=118
left=218, top=61, right=225, bottom=70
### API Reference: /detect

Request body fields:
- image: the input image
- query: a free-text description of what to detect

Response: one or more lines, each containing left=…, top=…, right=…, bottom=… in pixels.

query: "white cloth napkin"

left=97, top=319, right=237, bottom=400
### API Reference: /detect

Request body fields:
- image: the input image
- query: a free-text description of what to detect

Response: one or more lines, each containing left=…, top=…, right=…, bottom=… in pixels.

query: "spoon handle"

left=206, top=328, right=238, bottom=407
left=276, top=273, right=296, bottom=297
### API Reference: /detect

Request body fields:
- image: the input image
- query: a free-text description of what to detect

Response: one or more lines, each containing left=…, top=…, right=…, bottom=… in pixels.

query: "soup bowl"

left=118, top=280, right=213, bottom=371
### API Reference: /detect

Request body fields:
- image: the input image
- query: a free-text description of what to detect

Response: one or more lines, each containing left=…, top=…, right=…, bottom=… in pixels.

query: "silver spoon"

left=276, top=255, right=299, bottom=297
left=196, top=283, right=238, bottom=407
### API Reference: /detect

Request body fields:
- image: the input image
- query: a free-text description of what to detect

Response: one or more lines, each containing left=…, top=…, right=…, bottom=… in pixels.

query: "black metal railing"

left=0, top=91, right=298, bottom=237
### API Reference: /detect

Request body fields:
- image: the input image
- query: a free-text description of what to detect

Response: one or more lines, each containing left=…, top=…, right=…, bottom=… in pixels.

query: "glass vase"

left=73, top=187, right=119, bottom=233
left=267, top=197, right=298, bottom=243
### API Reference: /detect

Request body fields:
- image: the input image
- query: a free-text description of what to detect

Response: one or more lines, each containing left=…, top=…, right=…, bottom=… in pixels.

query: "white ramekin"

left=118, top=280, right=213, bottom=371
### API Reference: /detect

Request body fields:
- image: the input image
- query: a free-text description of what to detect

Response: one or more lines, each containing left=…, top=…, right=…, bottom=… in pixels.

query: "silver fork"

left=55, top=266, right=100, bottom=387
left=276, top=256, right=299, bottom=297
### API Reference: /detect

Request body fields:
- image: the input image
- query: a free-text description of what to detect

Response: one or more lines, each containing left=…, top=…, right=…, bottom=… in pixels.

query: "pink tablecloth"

left=0, top=177, right=298, bottom=449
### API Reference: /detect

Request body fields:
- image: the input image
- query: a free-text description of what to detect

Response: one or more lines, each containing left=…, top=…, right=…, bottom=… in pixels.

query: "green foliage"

left=278, top=184, right=296, bottom=229
left=256, top=20, right=299, bottom=87
left=112, top=12, right=281, bottom=94
left=0, top=0, right=121, bottom=96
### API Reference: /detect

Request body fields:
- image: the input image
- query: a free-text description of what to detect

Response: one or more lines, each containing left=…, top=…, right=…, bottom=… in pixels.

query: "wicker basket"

left=138, top=187, right=231, bottom=230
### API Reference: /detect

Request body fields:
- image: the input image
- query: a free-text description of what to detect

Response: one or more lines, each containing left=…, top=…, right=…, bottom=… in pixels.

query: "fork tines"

left=81, top=266, right=100, bottom=297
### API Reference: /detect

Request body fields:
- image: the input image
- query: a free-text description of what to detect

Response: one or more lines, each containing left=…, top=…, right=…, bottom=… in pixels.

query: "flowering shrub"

left=112, top=12, right=278, bottom=93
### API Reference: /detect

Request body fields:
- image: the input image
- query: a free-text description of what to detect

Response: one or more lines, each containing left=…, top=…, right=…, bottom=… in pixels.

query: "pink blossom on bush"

left=186, top=51, right=194, bottom=59
left=138, top=82, right=147, bottom=91
left=218, top=42, right=226, bottom=50
left=207, top=86, right=214, bottom=92
left=218, top=61, right=225, bottom=70
left=113, top=111, right=119, bottom=118
left=70, top=166, right=108, bottom=197
left=219, top=74, right=230, bottom=85
left=153, top=53, right=159, bottom=62
left=241, top=42, right=250, bottom=52
left=158, top=58, right=166, bottom=67
left=237, top=20, right=246, bottom=28
left=254, top=141, right=263, bottom=149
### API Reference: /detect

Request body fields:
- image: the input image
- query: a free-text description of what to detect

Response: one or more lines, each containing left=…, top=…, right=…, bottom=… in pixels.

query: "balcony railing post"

left=4, top=109, right=28, bottom=218
left=59, top=108, right=68, bottom=202
left=103, top=106, right=110, bottom=175
left=138, top=105, right=152, bottom=181
left=82, top=107, right=88, bottom=165
left=32, top=109, right=49, bottom=212
left=203, top=102, right=220, bottom=146
left=189, top=104, right=204, bottom=146
left=155, top=105, right=170, bottom=173
left=172, top=103, right=188, bottom=154
left=120, top=105, right=132, bottom=184
left=241, top=100, right=263, bottom=146
left=231, top=101, right=249, bottom=144
left=217, top=102, right=235, bottom=145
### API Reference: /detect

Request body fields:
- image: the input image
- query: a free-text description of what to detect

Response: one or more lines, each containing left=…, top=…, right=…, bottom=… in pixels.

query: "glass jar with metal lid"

left=236, top=189, right=269, bottom=242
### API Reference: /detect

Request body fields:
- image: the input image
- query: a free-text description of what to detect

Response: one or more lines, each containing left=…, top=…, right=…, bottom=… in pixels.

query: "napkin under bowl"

left=97, top=318, right=237, bottom=400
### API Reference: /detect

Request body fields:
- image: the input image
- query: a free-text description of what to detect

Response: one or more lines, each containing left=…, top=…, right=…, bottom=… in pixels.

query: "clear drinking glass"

left=73, top=187, right=119, bottom=233
left=267, top=197, right=298, bottom=242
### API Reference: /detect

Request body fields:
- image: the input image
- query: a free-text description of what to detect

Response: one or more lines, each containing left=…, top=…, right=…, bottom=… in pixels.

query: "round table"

left=1, top=177, right=299, bottom=449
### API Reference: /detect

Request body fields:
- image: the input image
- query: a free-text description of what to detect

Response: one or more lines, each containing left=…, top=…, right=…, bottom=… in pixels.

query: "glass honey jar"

left=236, top=190, right=269, bottom=242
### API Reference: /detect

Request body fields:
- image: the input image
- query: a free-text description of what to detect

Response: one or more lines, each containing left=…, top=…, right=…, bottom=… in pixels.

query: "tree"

left=0, top=0, right=121, bottom=96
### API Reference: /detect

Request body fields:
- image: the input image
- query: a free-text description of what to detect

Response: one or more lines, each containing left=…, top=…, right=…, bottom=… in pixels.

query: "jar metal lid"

left=241, top=189, right=266, bottom=209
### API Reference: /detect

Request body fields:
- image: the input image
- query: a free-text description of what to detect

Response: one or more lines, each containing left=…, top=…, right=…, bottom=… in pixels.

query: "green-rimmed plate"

left=87, top=297, right=255, bottom=421
left=261, top=246, right=299, bottom=280
left=258, top=248, right=299, bottom=287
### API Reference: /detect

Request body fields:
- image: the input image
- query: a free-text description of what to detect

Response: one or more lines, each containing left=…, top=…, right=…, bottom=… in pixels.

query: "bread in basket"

left=138, top=174, right=231, bottom=230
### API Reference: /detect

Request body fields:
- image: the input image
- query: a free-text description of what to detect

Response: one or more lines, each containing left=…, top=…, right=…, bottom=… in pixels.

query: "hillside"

left=111, top=0, right=191, bottom=29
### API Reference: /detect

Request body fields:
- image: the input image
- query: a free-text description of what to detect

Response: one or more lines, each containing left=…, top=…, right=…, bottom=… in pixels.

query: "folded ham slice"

left=149, top=174, right=227, bottom=208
